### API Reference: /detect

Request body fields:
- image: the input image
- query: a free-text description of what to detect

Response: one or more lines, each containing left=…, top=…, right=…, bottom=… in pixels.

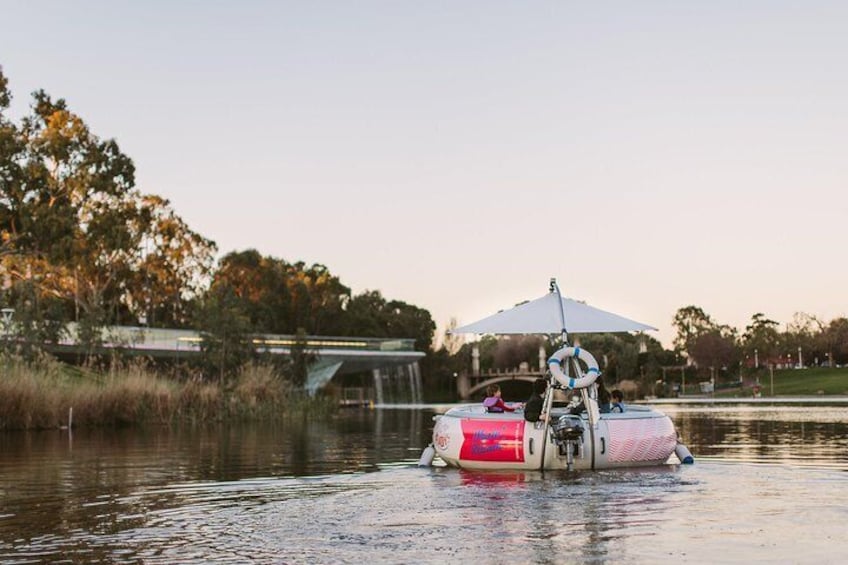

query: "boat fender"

left=418, top=443, right=436, bottom=467
left=547, top=346, right=601, bottom=390
left=675, top=442, right=694, bottom=464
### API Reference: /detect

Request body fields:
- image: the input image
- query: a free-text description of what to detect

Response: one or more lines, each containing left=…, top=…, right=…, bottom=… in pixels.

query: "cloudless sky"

left=2, top=1, right=847, bottom=347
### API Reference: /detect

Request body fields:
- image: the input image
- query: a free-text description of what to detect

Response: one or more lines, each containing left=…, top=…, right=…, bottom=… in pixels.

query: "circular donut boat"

left=422, top=346, right=691, bottom=471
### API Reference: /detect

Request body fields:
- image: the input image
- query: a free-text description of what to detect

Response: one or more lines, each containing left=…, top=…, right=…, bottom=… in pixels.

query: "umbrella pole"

left=550, top=277, right=569, bottom=345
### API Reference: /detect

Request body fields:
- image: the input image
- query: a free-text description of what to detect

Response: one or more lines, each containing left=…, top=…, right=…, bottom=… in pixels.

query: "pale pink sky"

left=3, top=1, right=847, bottom=346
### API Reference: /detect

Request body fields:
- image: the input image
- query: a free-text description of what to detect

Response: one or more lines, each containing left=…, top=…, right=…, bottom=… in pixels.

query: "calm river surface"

left=1, top=403, right=847, bottom=564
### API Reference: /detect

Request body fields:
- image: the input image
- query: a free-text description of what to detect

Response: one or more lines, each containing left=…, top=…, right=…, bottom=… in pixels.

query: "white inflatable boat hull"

left=432, top=404, right=678, bottom=471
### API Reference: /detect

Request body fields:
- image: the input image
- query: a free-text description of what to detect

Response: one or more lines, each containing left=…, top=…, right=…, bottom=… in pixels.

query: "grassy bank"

left=748, top=367, right=848, bottom=396
left=0, top=355, right=335, bottom=431
left=709, top=367, right=848, bottom=397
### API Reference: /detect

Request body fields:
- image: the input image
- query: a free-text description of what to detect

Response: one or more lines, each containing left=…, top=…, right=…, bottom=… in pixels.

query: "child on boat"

left=611, top=389, right=625, bottom=413
left=483, top=384, right=521, bottom=413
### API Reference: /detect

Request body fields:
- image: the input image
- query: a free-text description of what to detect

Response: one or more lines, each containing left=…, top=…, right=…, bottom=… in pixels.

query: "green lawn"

left=719, top=367, right=848, bottom=397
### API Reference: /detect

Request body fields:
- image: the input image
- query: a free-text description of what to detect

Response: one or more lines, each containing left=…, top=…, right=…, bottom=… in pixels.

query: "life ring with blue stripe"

left=547, top=346, right=601, bottom=389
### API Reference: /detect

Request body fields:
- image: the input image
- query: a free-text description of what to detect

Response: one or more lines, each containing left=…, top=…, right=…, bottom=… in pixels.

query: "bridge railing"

left=54, top=324, right=418, bottom=354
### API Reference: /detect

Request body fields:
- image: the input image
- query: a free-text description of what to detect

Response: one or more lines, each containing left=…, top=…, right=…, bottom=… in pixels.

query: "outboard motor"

left=552, top=415, right=584, bottom=471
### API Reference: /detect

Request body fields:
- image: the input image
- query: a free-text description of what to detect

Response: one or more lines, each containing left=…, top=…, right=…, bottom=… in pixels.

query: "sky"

left=2, top=1, right=847, bottom=347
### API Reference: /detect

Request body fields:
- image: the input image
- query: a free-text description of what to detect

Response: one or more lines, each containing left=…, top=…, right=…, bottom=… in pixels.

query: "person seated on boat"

left=611, top=389, right=625, bottom=413
left=483, top=384, right=519, bottom=413
left=598, top=379, right=612, bottom=413
left=523, top=378, right=548, bottom=423
left=568, top=390, right=585, bottom=415
left=569, top=377, right=612, bottom=414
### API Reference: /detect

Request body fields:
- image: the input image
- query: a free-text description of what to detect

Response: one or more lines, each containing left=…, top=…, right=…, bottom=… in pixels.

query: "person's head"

left=612, top=389, right=624, bottom=403
left=486, top=384, right=501, bottom=397
left=533, top=378, right=547, bottom=395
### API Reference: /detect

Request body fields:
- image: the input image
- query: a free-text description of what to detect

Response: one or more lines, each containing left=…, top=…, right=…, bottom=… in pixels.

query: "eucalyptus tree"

left=210, top=250, right=350, bottom=335
left=671, top=305, right=716, bottom=360
left=784, top=312, right=825, bottom=367
left=1, top=69, right=215, bottom=355
left=344, top=289, right=435, bottom=351
left=195, top=281, right=254, bottom=384
left=741, top=313, right=781, bottom=367
left=822, top=317, right=848, bottom=366
left=129, top=195, right=216, bottom=327
left=688, top=326, right=740, bottom=377
left=285, top=261, right=350, bottom=336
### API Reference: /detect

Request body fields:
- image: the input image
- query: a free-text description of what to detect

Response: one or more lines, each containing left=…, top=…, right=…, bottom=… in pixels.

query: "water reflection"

left=1, top=404, right=847, bottom=563
left=660, top=404, right=848, bottom=468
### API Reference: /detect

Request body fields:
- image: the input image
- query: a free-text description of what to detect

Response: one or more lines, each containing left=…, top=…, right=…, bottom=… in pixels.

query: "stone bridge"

left=457, top=371, right=545, bottom=400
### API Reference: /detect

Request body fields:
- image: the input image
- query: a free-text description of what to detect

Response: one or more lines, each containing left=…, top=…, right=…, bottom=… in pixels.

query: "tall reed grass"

left=0, top=355, right=334, bottom=430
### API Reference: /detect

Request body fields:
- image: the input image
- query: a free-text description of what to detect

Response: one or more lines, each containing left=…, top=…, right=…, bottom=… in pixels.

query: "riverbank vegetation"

left=0, top=354, right=333, bottom=431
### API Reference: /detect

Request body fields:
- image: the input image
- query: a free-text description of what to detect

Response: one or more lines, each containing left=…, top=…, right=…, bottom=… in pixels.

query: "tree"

left=577, top=333, right=641, bottom=382
left=822, top=318, right=848, bottom=366
left=287, top=328, right=314, bottom=388
left=741, top=313, right=781, bottom=366
left=672, top=306, right=716, bottom=360
left=128, top=195, right=216, bottom=327
left=784, top=312, right=825, bottom=367
left=210, top=250, right=350, bottom=335
left=689, top=329, right=739, bottom=373
left=492, top=335, right=544, bottom=371
left=344, top=290, right=435, bottom=350
left=383, top=299, right=436, bottom=351
left=1, top=69, right=215, bottom=356
left=196, top=282, right=254, bottom=384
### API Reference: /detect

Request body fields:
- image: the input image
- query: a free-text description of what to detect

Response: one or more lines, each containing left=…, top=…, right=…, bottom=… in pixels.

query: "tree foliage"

left=671, top=305, right=715, bottom=357
left=741, top=313, right=781, bottom=365
left=208, top=250, right=436, bottom=351
left=689, top=330, right=739, bottom=370
left=195, top=282, right=254, bottom=384
left=0, top=68, right=216, bottom=352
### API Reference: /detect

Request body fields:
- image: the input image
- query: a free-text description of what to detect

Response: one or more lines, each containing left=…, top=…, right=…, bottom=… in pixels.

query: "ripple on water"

left=2, top=407, right=848, bottom=563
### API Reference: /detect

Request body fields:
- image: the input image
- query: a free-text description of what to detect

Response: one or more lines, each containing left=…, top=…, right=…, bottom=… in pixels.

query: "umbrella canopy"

left=452, top=291, right=656, bottom=335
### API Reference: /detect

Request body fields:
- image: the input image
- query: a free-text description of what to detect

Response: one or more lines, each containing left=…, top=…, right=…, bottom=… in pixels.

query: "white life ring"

left=547, top=346, right=601, bottom=389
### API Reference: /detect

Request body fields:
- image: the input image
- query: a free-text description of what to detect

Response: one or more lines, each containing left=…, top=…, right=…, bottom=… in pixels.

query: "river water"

left=1, top=403, right=847, bottom=564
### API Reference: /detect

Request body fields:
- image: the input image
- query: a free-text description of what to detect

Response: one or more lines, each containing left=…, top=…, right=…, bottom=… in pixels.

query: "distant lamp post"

left=798, top=346, right=803, bottom=369
left=754, top=348, right=759, bottom=369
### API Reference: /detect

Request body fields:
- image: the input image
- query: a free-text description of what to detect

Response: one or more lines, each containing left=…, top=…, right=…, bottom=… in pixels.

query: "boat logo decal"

left=433, top=418, right=450, bottom=451
left=459, top=419, right=525, bottom=463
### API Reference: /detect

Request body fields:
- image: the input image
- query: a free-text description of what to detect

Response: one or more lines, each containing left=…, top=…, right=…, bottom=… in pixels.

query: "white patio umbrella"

left=451, top=280, right=656, bottom=338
